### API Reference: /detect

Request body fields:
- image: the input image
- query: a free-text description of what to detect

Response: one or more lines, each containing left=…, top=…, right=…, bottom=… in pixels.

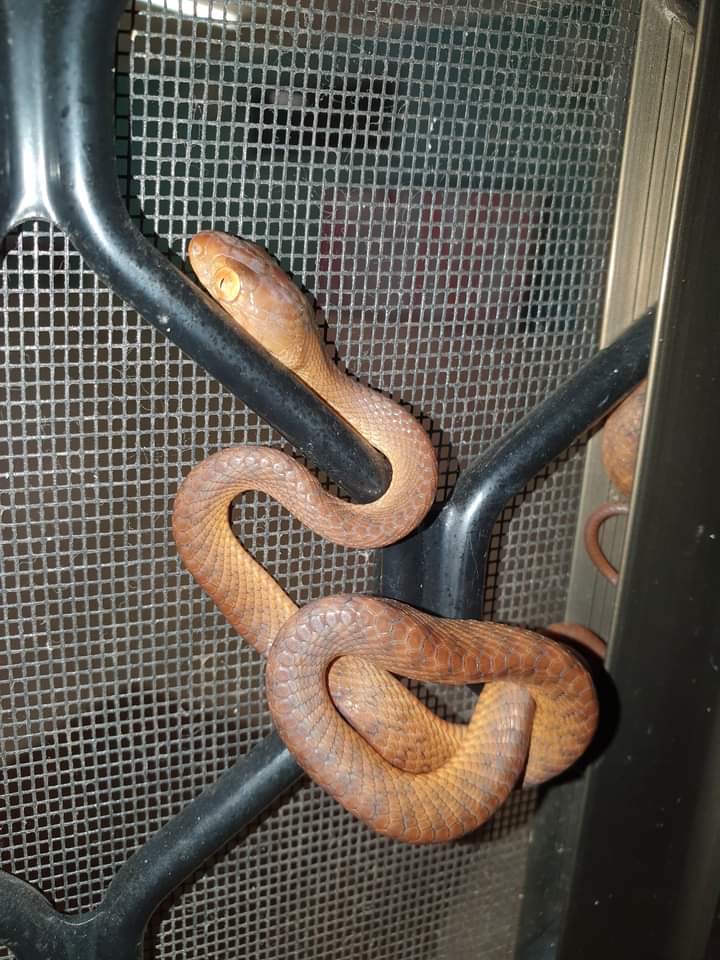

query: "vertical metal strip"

left=557, top=0, right=720, bottom=954
left=517, top=4, right=698, bottom=955
left=566, top=0, right=696, bottom=645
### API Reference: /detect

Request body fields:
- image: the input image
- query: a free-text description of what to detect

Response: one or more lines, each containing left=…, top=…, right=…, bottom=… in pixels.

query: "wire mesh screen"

left=0, top=2, right=639, bottom=958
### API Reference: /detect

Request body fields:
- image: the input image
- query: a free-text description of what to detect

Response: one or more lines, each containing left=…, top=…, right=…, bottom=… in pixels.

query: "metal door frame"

left=519, top=3, right=720, bottom=957
left=4, top=1, right=717, bottom=958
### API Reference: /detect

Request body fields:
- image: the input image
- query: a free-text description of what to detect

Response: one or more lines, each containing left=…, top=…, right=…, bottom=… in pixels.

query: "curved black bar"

left=380, top=308, right=655, bottom=618
left=0, top=872, right=64, bottom=959
left=0, top=873, right=118, bottom=960
left=0, top=735, right=302, bottom=959
left=101, top=733, right=302, bottom=944
left=0, top=0, right=391, bottom=504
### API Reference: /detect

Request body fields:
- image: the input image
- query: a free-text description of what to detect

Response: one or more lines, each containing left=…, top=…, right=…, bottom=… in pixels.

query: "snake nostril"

left=188, top=236, right=205, bottom=259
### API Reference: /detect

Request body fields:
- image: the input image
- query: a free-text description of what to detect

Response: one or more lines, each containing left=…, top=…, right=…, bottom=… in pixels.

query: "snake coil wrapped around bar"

left=173, top=232, right=598, bottom=843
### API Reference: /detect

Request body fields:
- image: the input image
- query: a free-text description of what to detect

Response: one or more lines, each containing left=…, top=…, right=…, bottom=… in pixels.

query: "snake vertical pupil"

left=215, top=267, right=241, bottom=302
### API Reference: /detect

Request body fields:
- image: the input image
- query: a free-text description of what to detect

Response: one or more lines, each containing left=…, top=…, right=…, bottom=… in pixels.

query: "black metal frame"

left=379, top=312, right=653, bottom=618
left=0, top=735, right=302, bottom=960
left=7, top=0, right=710, bottom=958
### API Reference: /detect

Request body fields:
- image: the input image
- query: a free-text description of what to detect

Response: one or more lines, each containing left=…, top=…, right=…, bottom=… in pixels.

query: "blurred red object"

left=317, top=187, right=544, bottom=325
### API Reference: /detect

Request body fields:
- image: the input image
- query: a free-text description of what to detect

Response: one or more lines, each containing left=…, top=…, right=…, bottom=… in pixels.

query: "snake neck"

left=174, top=312, right=438, bottom=652
left=292, top=334, right=438, bottom=536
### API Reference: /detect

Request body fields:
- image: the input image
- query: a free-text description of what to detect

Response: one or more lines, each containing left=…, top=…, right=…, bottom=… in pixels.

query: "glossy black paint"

left=380, top=310, right=654, bottom=618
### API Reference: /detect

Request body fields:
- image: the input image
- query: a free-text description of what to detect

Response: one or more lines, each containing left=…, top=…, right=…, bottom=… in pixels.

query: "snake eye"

left=214, top=266, right=241, bottom=302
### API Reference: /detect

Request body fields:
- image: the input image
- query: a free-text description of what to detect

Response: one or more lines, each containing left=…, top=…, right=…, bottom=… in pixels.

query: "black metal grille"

left=0, top=2, right=639, bottom=957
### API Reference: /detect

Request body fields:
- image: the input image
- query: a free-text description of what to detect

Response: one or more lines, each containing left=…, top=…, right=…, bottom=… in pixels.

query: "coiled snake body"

left=173, top=232, right=598, bottom=844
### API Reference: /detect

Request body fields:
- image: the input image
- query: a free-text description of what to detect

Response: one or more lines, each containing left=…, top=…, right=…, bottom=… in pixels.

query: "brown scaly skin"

left=267, top=596, right=597, bottom=843
left=584, top=501, right=630, bottom=587
left=174, top=231, right=599, bottom=843
left=584, top=379, right=647, bottom=586
left=601, top=379, right=647, bottom=497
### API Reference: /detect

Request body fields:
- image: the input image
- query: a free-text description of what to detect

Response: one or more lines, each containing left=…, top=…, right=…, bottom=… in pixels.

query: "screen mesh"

left=0, top=2, right=639, bottom=957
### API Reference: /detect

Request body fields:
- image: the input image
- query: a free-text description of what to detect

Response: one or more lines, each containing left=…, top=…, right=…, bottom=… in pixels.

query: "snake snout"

left=188, top=232, right=236, bottom=276
left=187, top=235, right=204, bottom=259
left=187, top=231, right=215, bottom=263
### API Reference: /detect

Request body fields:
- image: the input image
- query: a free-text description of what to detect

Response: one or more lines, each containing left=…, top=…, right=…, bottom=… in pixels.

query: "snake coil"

left=173, top=232, right=598, bottom=843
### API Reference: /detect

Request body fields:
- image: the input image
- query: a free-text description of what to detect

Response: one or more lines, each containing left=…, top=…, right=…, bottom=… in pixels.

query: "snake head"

left=188, top=231, right=317, bottom=372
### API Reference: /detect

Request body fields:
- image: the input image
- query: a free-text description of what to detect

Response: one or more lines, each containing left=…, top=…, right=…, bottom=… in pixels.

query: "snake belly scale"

left=172, top=231, right=598, bottom=844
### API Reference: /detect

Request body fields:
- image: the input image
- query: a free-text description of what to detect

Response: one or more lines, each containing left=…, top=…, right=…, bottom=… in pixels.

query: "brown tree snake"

left=172, top=232, right=598, bottom=844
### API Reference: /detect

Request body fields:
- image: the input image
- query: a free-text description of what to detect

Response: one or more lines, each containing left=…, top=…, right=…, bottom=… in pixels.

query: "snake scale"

left=172, top=231, right=598, bottom=844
